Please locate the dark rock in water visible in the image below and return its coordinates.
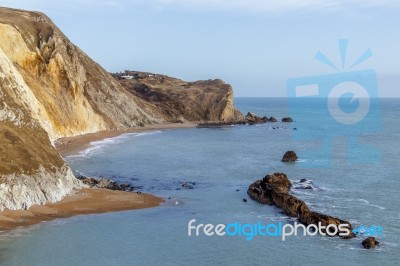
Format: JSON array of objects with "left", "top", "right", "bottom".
[
  {"left": 281, "top": 151, "right": 298, "bottom": 162},
  {"left": 197, "top": 112, "right": 283, "bottom": 127},
  {"left": 243, "top": 198, "right": 248, "bottom": 203},
  {"left": 272, "top": 192, "right": 311, "bottom": 217},
  {"left": 76, "top": 175, "right": 137, "bottom": 192},
  {"left": 247, "top": 173, "right": 291, "bottom": 204},
  {"left": 245, "top": 112, "right": 269, "bottom": 124},
  {"left": 362, "top": 237, "right": 379, "bottom": 249},
  {"left": 298, "top": 211, "right": 353, "bottom": 237},
  {"left": 282, "top": 117, "right": 293, "bottom": 122},
  {"left": 295, "top": 185, "right": 313, "bottom": 190},
  {"left": 294, "top": 179, "right": 314, "bottom": 190},
  {"left": 236, "top": 189, "right": 240, "bottom": 192},
  {"left": 181, "top": 182, "right": 196, "bottom": 189},
  {"left": 245, "top": 112, "right": 257, "bottom": 120},
  {"left": 263, "top": 173, "right": 292, "bottom": 194},
  {"left": 247, "top": 179, "right": 274, "bottom": 205},
  {"left": 247, "top": 172, "right": 354, "bottom": 238},
  {"left": 262, "top": 116, "right": 268, "bottom": 122}
]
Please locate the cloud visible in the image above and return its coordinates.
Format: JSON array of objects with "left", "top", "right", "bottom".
[
  {"left": 150, "top": 0, "right": 400, "bottom": 12},
  {"left": 1, "top": 0, "right": 400, "bottom": 13},
  {"left": 0, "top": 0, "right": 123, "bottom": 12}
]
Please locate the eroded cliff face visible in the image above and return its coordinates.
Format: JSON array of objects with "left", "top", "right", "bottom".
[
  {"left": 0, "top": 7, "right": 163, "bottom": 210},
  {"left": 117, "top": 72, "right": 243, "bottom": 123},
  {"left": 0, "top": 8, "right": 160, "bottom": 142},
  {"left": 0, "top": 44, "right": 80, "bottom": 211},
  {"left": 0, "top": 7, "right": 242, "bottom": 211}
]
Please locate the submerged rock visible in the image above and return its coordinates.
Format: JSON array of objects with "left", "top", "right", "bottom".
[
  {"left": 281, "top": 151, "right": 298, "bottom": 162},
  {"left": 362, "top": 237, "right": 379, "bottom": 249},
  {"left": 181, "top": 182, "right": 196, "bottom": 189},
  {"left": 293, "top": 179, "right": 315, "bottom": 190}
]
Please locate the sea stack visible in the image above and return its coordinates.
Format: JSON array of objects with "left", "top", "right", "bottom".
[
  {"left": 281, "top": 151, "right": 298, "bottom": 162},
  {"left": 362, "top": 237, "right": 380, "bottom": 249}
]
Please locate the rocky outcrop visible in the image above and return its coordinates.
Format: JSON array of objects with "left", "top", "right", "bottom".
[
  {"left": 197, "top": 113, "right": 283, "bottom": 127},
  {"left": 76, "top": 176, "right": 138, "bottom": 192},
  {"left": 282, "top": 151, "right": 298, "bottom": 162},
  {"left": 116, "top": 71, "right": 243, "bottom": 123},
  {"left": 247, "top": 173, "right": 354, "bottom": 238},
  {"left": 362, "top": 237, "right": 379, "bottom": 249},
  {"left": 282, "top": 117, "right": 293, "bottom": 122}
]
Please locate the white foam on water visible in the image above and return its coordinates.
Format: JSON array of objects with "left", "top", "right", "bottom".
[
  {"left": 357, "top": 199, "right": 386, "bottom": 210},
  {"left": 66, "top": 130, "right": 162, "bottom": 159},
  {"left": 0, "top": 224, "right": 40, "bottom": 241}
]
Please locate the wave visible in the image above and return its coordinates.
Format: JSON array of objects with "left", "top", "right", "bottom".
[
  {"left": 356, "top": 199, "right": 386, "bottom": 210},
  {"left": 0, "top": 224, "right": 40, "bottom": 240},
  {"left": 66, "top": 130, "right": 162, "bottom": 159}
]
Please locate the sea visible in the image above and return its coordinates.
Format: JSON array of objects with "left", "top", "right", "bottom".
[{"left": 0, "top": 98, "right": 399, "bottom": 265}]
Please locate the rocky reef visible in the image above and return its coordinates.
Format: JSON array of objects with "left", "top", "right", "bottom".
[
  {"left": 197, "top": 112, "right": 288, "bottom": 127},
  {"left": 76, "top": 176, "right": 138, "bottom": 192},
  {"left": 247, "top": 173, "right": 354, "bottom": 238}
]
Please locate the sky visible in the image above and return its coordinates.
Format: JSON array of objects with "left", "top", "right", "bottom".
[{"left": 1, "top": 0, "right": 400, "bottom": 97}]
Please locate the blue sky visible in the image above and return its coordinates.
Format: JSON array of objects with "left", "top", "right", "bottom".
[{"left": 1, "top": 0, "right": 399, "bottom": 97}]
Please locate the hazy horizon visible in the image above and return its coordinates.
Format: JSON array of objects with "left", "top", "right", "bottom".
[{"left": 1, "top": 0, "right": 399, "bottom": 97}]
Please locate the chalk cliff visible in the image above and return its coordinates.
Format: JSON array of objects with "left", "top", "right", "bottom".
[{"left": 0, "top": 7, "right": 242, "bottom": 211}]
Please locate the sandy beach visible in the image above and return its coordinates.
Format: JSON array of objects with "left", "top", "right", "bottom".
[
  {"left": 0, "top": 123, "right": 196, "bottom": 231},
  {"left": 56, "top": 122, "right": 197, "bottom": 157},
  {"left": 0, "top": 188, "right": 162, "bottom": 231}
]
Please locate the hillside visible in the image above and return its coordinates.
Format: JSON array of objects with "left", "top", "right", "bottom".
[
  {"left": 0, "top": 7, "right": 242, "bottom": 210},
  {"left": 115, "top": 71, "right": 242, "bottom": 123}
]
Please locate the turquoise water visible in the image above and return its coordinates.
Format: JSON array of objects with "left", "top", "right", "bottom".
[{"left": 0, "top": 98, "right": 399, "bottom": 265}]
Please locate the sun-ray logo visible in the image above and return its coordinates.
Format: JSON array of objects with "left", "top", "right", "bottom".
[
  {"left": 316, "top": 39, "right": 373, "bottom": 70},
  {"left": 286, "top": 39, "right": 381, "bottom": 168}
]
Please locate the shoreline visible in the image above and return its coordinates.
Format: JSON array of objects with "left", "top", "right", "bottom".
[
  {"left": 55, "top": 122, "right": 197, "bottom": 157},
  {"left": 0, "top": 123, "right": 195, "bottom": 232},
  {"left": 0, "top": 188, "right": 163, "bottom": 231}
]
